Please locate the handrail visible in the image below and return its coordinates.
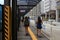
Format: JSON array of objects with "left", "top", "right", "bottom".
[{"left": 28, "top": 27, "right": 38, "bottom": 40}]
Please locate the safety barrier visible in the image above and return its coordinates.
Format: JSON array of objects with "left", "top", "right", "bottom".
[
  {"left": 28, "top": 27, "right": 38, "bottom": 40},
  {"left": 42, "top": 22, "right": 60, "bottom": 40},
  {"left": 4, "top": 6, "right": 11, "bottom": 40}
]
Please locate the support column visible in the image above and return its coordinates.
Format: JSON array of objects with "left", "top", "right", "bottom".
[
  {"left": 4, "top": 0, "right": 11, "bottom": 40},
  {"left": 56, "top": 9, "right": 59, "bottom": 22},
  {"left": 12, "top": 0, "right": 17, "bottom": 40},
  {"left": 45, "top": 13, "right": 47, "bottom": 19}
]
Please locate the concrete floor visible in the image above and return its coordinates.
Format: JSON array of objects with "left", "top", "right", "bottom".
[
  {"left": 17, "top": 22, "right": 49, "bottom": 40},
  {"left": 17, "top": 22, "right": 31, "bottom": 40}
]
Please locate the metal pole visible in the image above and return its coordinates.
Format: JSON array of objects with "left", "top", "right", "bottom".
[
  {"left": 49, "top": 0, "right": 51, "bottom": 19},
  {"left": 12, "top": 0, "right": 17, "bottom": 40},
  {"left": 39, "top": 1, "right": 41, "bottom": 16},
  {"left": 56, "top": 9, "right": 58, "bottom": 22},
  {"left": 36, "top": 4, "right": 37, "bottom": 17}
]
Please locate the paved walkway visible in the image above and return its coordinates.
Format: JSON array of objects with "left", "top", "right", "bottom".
[
  {"left": 17, "top": 22, "right": 49, "bottom": 40},
  {"left": 30, "top": 24, "right": 49, "bottom": 40},
  {"left": 17, "top": 22, "right": 31, "bottom": 40}
]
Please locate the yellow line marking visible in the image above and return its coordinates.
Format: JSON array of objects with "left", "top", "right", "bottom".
[{"left": 28, "top": 27, "right": 38, "bottom": 40}]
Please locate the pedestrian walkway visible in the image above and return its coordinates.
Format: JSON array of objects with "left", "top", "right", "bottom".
[
  {"left": 30, "top": 23, "right": 49, "bottom": 40},
  {"left": 17, "top": 22, "right": 31, "bottom": 40},
  {"left": 17, "top": 22, "right": 49, "bottom": 40}
]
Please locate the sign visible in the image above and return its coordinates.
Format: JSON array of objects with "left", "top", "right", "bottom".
[{"left": 20, "top": 10, "right": 25, "bottom": 12}]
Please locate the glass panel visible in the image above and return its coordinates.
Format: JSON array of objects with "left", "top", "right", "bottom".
[
  {"left": 0, "top": 5, "right": 2, "bottom": 31},
  {"left": 0, "top": 5, "right": 2, "bottom": 40},
  {"left": 58, "top": 10, "right": 60, "bottom": 18},
  {"left": 57, "top": 1, "right": 60, "bottom": 6}
]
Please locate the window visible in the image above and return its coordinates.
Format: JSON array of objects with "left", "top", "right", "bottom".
[
  {"left": 57, "top": 1, "right": 60, "bottom": 6},
  {"left": 58, "top": 10, "right": 60, "bottom": 18}
]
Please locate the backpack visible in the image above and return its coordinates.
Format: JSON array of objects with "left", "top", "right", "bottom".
[{"left": 24, "top": 19, "right": 29, "bottom": 26}]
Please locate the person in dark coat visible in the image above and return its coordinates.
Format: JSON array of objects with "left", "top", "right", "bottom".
[{"left": 24, "top": 17, "right": 29, "bottom": 36}]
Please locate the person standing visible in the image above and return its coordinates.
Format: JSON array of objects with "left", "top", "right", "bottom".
[
  {"left": 17, "top": 13, "right": 21, "bottom": 31},
  {"left": 24, "top": 17, "right": 30, "bottom": 36},
  {"left": 36, "top": 16, "right": 43, "bottom": 37}
]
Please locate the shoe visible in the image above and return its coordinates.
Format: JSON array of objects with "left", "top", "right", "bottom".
[
  {"left": 38, "top": 35, "right": 42, "bottom": 38},
  {"left": 25, "top": 33, "right": 29, "bottom": 36}
]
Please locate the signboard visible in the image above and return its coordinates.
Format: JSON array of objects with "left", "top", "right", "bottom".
[{"left": 20, "top": 10, "right": 25, "bottom": 12}]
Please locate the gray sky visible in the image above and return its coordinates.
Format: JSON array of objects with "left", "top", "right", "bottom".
[{"left": 0, "top": 0, "right": 4, "bottom": 5}]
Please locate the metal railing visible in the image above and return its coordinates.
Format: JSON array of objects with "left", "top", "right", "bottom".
[{"left": 42, "top": 22, "right": 60, "bottom": 40}]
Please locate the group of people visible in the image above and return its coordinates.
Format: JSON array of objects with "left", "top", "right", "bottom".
[{"left": 21, "top": 16, "right": 43, "bottom": 37}]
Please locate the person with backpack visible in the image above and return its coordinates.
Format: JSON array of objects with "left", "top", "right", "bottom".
[
  {"left": 36, "top": 16, "right": 43, "bottom": 37},
  {"left": 24, "top": 17, "right": 30, "bottom": 36}
]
